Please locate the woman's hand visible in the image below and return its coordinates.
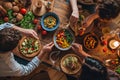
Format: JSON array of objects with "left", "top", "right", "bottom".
[{"left": 37, "top": 42, "right": 54, "bottom": 59}]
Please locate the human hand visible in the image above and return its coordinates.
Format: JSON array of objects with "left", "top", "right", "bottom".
[
  {"left": 71, "top": 43, "right": 83, "bottom": 55},
  {"left": 37, "top": 42, "right": 54, "bottom": 59},
  {"left": 13, "top": 25, "right": 39, "bottom": 39},
  {"left": 72, "top": 43, "right": 90, "bottom": 58},
  {"left": 22, "top": 29, "right": 39, "bottom": 39},
  {"left": 41, "top": 42, "right": 54, "bottom": 53},
  {"left": 82, "top": 13, "right": 99, "bottom": 28},
  {"left": 70, "top": 11, "right": 79, "bottom": 27}
]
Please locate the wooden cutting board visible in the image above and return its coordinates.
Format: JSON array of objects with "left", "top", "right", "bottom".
[{"left": 30, "top": 0, "right": 55, "bottom": 16}]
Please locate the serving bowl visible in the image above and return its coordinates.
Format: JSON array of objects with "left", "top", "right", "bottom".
[
  {"left": 60, "top": 54, "right": 82, "bottom": 74},
  {"left": 83, "top": 33, "right": 99, "bottom": 50},
  {"left": 41, "top": 12, "right": 60, "bottom": 31},
  {"left": 117, "top": 47, "right": 120, "bottom": 58},
  {"left": 53, "top": 29, "right": 75, "bottom": 51},
  {"left": 19, "top": 36, "right": 41, "bottom": 57}
]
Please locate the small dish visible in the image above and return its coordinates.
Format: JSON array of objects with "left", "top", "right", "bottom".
[
  {"left": 60, "top": 54, "right": 82, "bottom": 74},
  {"left": 117, "top": 47, "right": 120, "bottom": 58},
  {"left": 53, "top": 29, "right": 75, "bottom": 51},
  {"left": 83, "top": 33, "right": 99, "bottom": 50},
  {"left": 19, "top": 36, "right": 41, "bottom": 57},
  {"left": 41, "top": 12, "right": 60, "bottom": 31},
  {"left": 109, "top": 39, "right": 120, "bottom": 49}
]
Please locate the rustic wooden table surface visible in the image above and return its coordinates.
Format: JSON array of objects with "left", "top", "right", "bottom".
[{"left": 12, "top": 0, "right": 120, "bottom": 76}]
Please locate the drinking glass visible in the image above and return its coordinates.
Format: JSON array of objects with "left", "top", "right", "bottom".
[{"left": 49, "top": 51, "right": 60, "bottom": 65}]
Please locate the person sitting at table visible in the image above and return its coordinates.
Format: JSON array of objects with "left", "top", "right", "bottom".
[
  {"left": 0, "top": 23, "right": 54, "bottom": 77},
  {"left": 80, "top": 0, "right": 120, "bottom": 36},
  {"left": 71, "top": 43, "right": 120, "bottom": 80}
]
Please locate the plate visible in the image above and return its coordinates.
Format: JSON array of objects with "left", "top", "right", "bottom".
[
  {"left": 19, "top": 36, "right": 41, "bottom": 57},
  {"left": 53, "top": 29, "right": 75, "bottom": 51},
  {"left": 41, "top": 12, "right": 60, "bottom": 31},
  {"left": 83, "top": 33, "right": 99, "bottom": 50},
  {"left": 60, "top": 54, "right": 82, "bottom": 74}
]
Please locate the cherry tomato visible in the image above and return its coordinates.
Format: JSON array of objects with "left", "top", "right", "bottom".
[
  {"left": 4, "top": 17, "right": 9, "bottom": 22},
  {"left": 111, "top": 61, "right": 116, "bottom": 64},
  {"left": 102, "top": 40, "right": 107, "bottom": 45},
  {"left": 37, "top": 25, "right": 42, "bottom": 31},
  {"left": 42, "top": 30, "right": 47, "bottom": 35},
  {"left": 111, "top": 50, "right": 115, "bottom": 53},
  {"left": 103, "top": 47, "right": 107, "bottom": 52},
  {"left": 20, "top": 8, "right": 27, "bottom": 15},
  {"left": 79, "top": 29, "right": 84, "bottom": 36},
  {"left": 33, "top": 19, "right": 39, "bottom": 24}
]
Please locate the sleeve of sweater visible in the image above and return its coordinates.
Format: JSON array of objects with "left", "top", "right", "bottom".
[
  {"left": 10, "top": 56, "right": 42, "bottom": 76},
  {"left": 16, "top": 56, "right": 41, "bottom": 76},
  {"left": 0, "top": 23, "right": 14, "bottom": 30}
]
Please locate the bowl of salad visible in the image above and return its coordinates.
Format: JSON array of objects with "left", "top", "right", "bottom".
[
  {"left": 41, "top": 12, "right": 60, "bottom": 31},
  {"left": 53, "top": 29, "right": 75, "bottom": 51},
  {"left": 19, "top": 36, "right": 41, "bottom": 57},
  {"left": 60, "top": 54, "right": 82, "bottom": 74}
]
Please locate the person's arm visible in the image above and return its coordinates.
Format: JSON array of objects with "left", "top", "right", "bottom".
[
  {"left": 72, "top": 43, "right": 91, "bottom": 58},
  {"left": 16, "top": 56, "right": 41, "bottom": 76},
  {"left": 12, "top": 42, "right": 54, "bottom": 76},
  {"left": 107, "top": 69, "right": 120, "bottom": 79},
  {"left": 12, "top": 25, "right": 38, "bottom": 39},
  {"left": 0, "top": 23, "right": 14, "bottom": 30},
  {"left": 70, "top": 0, "right": 79, "bottom": 26},
  {"left": 0, "top": 23, "right": 38, "bottom": 39},
  {"left": 80, "top": 49, "right": 91, "bottom": 58},
  {"left": 82, "top": 13, "right": 99, "bottom": 28},
  {"left": 70, "top": 0, "right": 78, "bottom": 14}
]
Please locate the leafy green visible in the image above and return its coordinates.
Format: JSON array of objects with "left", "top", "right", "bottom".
[
  {"left": 115, "top": 66, "right": 120, "bottom": 74},
  {"left": 7, "top": 9, "right": 14, "bottom": 22},
  {"left": 17, "top": 11, "right": 35, "bottom": 29},
  {"left": 0, "top": 20, "right": 4, "bottom": 25},
  {"left": 64, "top": 30, "right": 73, "bottom": 43}
]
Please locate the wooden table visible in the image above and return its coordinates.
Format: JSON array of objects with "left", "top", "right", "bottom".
[
  {"left": 14, "top": 0, "right": 72, "bottom": 71},
  {"left": 13, "top": 0, "right": 120, "bottom": 77}
]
